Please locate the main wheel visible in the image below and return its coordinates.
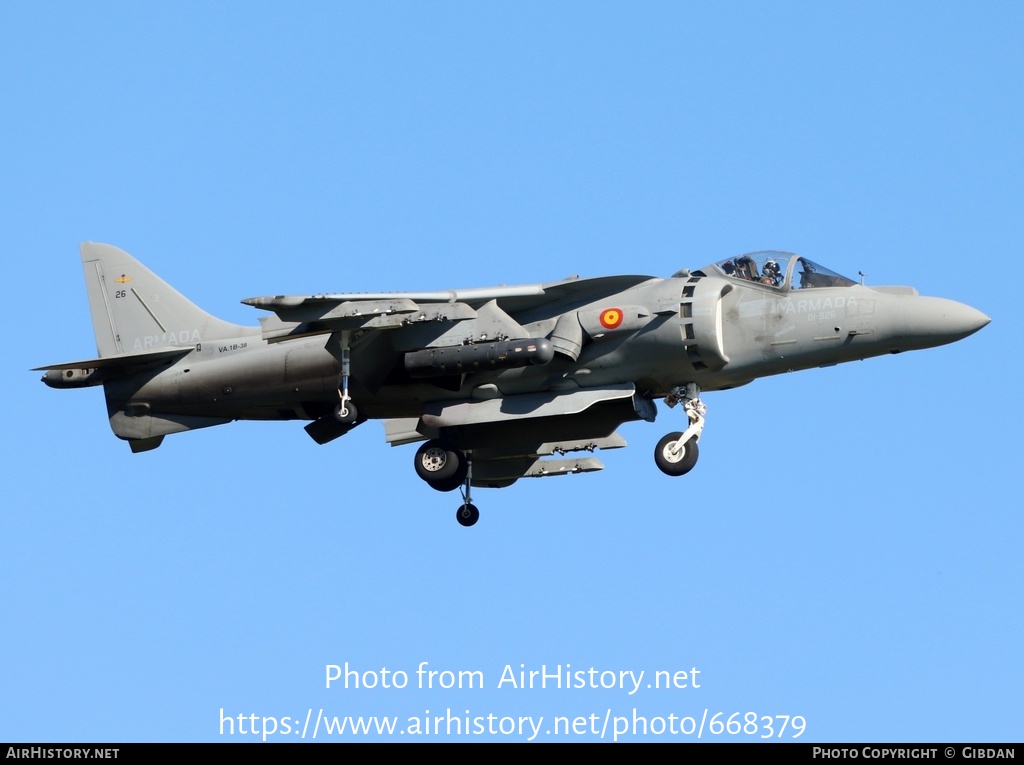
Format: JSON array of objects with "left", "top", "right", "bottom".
[
  {"left": 426, "top": 474, "right": 464, "bottom": 493},
  {"left": 414, "top": 440, "right": 466, "bottom": 483},
  {"left": 654, "top": 432, "right": 699, "bottom": 476},
  {"left": 456, "top": 503, "right": 480, "bottom": 527}
]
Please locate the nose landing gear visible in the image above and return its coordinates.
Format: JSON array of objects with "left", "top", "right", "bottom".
[
  {"left": 456, "top": 502, "right": 480, "bottom": 527},
  {"left": 656, "top": 383, "right": 706, "bottom": 477}
]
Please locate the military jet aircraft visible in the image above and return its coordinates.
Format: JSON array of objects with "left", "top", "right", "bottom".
[{"left": 38, "top": 243, "right": 988, "bottom": 526}]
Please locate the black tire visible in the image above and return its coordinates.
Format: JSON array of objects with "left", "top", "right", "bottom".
[
  {"left": 654, "top": 432, "right": 699, "bottom": 476},
  {"left": 426, "top": 474, "right": 464, "bottom": 493},
  {"left": 456, "top": 503, "right": 480, "bottom": 527},
  {"left": 414, "top": 440, "right": 466, "bottom": 483},
  {"left": 333, "top": 400, "right": 359, "bottom": 425}
]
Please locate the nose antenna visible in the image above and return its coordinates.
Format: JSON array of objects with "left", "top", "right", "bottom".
[{"left": 858, "top": 270, "right": 865, "bottom": 285}]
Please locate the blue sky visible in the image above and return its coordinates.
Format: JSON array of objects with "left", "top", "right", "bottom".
[{"left": 2, "top": 2, "right": 1020, "bottom": 742}]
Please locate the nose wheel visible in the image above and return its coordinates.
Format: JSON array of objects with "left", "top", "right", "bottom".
[
  {"left": 656, "top": 383, "right": 706, "bottom": 477},
  {"left": 655, "top": 432, "right": 700, "bottom": 476}
]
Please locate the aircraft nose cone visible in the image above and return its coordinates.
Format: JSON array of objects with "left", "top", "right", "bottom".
[{"left": 903, "top": 297, "right": 990, "bottom": 348}]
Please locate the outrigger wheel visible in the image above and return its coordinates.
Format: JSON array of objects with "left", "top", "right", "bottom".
[{"left": 456, "top": 503, "right": 480, "bottom": 527}]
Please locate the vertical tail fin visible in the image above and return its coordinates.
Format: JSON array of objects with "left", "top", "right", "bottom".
[{"left": 81, "top": 242, "right": 246, "bottom": 356}]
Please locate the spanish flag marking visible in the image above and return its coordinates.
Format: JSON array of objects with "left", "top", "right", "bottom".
[{"left": 599, "top": 308, "right": 624, "bottom": 330}]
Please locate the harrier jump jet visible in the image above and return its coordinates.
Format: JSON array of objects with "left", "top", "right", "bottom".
[{"left": 38, "top": 244, "right": 989, "bottom": 526}]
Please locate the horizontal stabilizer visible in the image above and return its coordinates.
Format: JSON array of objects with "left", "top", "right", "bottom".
[{"left": 34, "top": 346, "right": 191, "bottom": 372}]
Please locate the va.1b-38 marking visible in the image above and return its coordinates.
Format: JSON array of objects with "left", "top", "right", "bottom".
[{"left": 38, "top": 244, "right": 989, "bottom": 526}]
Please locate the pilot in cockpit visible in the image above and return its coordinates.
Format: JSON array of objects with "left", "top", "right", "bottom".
[{"left": 760, "top": 259, "right": 782, "bottom": 287}]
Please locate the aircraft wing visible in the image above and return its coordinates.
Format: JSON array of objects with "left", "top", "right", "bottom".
[
  {"left": 244, "top": 276, "right": 662, "bottom": 461},
  {"left": 241, "top": 274, "right": 657, "bottom": 342},
  {"left": 383, "top": 382, "right": 653, "bottom": 487},
  {"left": 386, "top": 423, "right": 627, "bottom": 488}
]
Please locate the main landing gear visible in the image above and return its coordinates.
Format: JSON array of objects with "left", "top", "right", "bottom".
[
  {"left": 655, "top": 383, "right": 706, "bottom": 477},
  {"left": 333, "top": 331, "right": 360, "bottom": 425},
  {"left": 414, "top": 440, "right": 479, "bottom": 527}
]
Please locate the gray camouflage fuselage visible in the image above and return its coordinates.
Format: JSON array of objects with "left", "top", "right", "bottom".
[{"left": 39, "top": 244, "right": 988, "bottom": 521}]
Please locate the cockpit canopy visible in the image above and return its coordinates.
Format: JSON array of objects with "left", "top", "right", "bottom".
[{"left": 706, "top": 251, "right": 858, "bottom": 290}]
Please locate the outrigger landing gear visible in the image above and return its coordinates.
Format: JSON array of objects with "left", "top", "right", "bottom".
[
  {"left": 655, "top": 383, "right": 706, "bottom": 477},
  {"left": 456, "top": 502, "right": 479, "bottom": 527},
  {"left": 455, "top": 451, "right": 478, "bottom": 527}
]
